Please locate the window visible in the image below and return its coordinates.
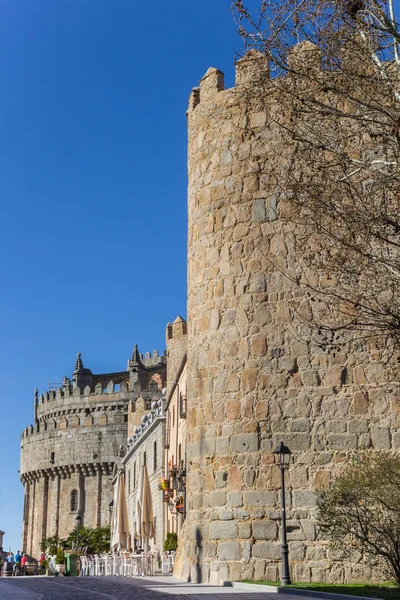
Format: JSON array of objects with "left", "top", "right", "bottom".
[
  {"left": 153, "top": 516, "right": 157, "bottom": 540},
  {"left": 128, "top": 470, "right": 131, "bottom": 494},
  {"left": 70, "top": 489, "right": 78, "bottom": 512},
  {"left": 179, "top": 391, "right": 187, "bottom": 418},
  {"left": 153, "top": 441, "right": 157, "bottom": 472},
  {"left": 178, "top": 443, "right": 182, "bottom": 463},
  {"left": 133, "top": 462, "right": 136, "bottom": 488},
  {"left": 143, "top": 451, "right": 147, "bottom": 466},
  {"left": 50, "top": 452, "right": 55, "bottom": 464},
  {"left": 165, "top": 413, "right": 170, "bottom": 449}
]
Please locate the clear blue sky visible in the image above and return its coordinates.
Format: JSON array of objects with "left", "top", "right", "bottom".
[{"left": 0, "top": 0, "right": 240, "bottom": 552}]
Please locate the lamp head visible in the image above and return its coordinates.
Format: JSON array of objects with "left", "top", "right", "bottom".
[
  {"left": 273, "top": 441, "right": 291, "bottom": 468},
  {"left": 75, "top": 515, "right": 82, "bottom": 526}
]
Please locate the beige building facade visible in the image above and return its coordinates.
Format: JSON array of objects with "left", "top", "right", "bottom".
[{"left": 123, "top": 396, "right": 166, "bottom": 554}]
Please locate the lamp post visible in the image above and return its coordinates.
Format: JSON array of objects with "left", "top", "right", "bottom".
[
  {"left": 75, "top": 515, "right": 82, "bottom": 550},
  {"left": 108, "top": 500, "right": 114, "bottom": 539},
  {"left": 273, "top": 441, "right": 292, "bottom": 586}
]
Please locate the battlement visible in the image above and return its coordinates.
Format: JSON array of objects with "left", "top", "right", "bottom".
[
  {"left": 166, "top": 316, "right": 187, "bottom": 341},
  {"left": 24, "top": 346, "right": 167, "bottom": 440},
  {"left": 187, "top": 40, "right": 377, "bottom": 112}
]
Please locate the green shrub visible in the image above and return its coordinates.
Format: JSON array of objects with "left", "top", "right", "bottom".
[
  {"left": 163, "top": 532, "right": 178, "bottom": 552},
  {"left": 55, "top": 547, "right": 65, "bottom": 565}
]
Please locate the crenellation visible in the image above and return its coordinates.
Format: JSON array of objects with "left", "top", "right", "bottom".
[{"left": 235, "top": 51, "right": 270, "bottom": 87}]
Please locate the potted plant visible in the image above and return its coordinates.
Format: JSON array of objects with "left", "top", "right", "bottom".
[
  {"left": 163, "top": 532, "right": 178, "bottom": 554},
  {"left": 38, "top": 558, "right": 47, "bottom": 575},
  {"left": 55, "top": 547, "right": 66, "bottom": 575}
]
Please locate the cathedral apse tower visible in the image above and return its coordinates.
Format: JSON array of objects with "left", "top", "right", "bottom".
[{"left": 20, "top": 348, "right": 166, "bottom": 556}]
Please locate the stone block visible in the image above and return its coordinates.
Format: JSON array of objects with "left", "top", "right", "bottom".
[
  {"left": 216, "top": 471, "right": 229, "bottom": 488},
  {"left": 296, "top": 564, "right": 311, "bottom": 582},
  {"left": 211, "top": 491, "right": 227, "bottom": 507},
  {"left": 327, "top": 434, "right": 357, "bottom": 450},
  {"left": 269, "top": 196, "right": 278, "bottom": 221},
  {"left": 290, "top": 418, "right": 310, "bottom": 433},
  {"left": 239, "top": 523, "right": 251, "bottom": 538},
  {"left": 293, "top": 490, "right": 316, "bottom": 507},
  {"left": 228, "top": 491, "right": 243, "bottom": 507},
  {"left": 314, "top": 470, "right": 330, "bottom": 489},
  {"left": 265, "top": 565, "right": 279, "bottom": 582},
  {"left": 209, "top": 521, "right": 238, "bottom": 540},
  {"left": 231, "top": 433, "right": 259, "bottom": 453},
  {"left": 371, "top": 426, "right": 390, "bottom": 449},
  {"left": 252, "top": 198, "right": 266, "bottom": 223},
  {"left": 216, "top": 437, "right": 230, "bottom": 455},
  {"left": 252, "top": 520, "right": 278, "bottom": 540},
  {"left": 311, "top": 567, "right": 327, "bottom": 582},
  {"left": 244, "top": 491, "right": 277, "bottom": 507},
  {"left": 289, "top": 541, "right": 306, "bottom": 560},
  {"left": 353, "top": 391, "right": 369, "bottom": 414},
  {"left": 220, "top": 510, "right": 234, "bottom": 520},
  {"left": 192, "top": 494, "right": 204, "bottom": 510},
  {"left": 348, "top": 419, "right": 369, "bottom": 434},
  {"left": 233, "top": 509, "right": 250, "bottom": 520},
  {"left": 306, "top": 546, "right": 327, "bottom": 561},
  {"left": 254, "top": 559, "right": 266, "bottom": 580},
  {"left": 207, "top": 542, "right": 217, "bottom": 558},
  {"left": 218, "top": 541, "right": 241, "bottom": 561},
  {"left": 276, "top": 433, "right": 311, "bottom": 451},
  {"left": 301, "top": 519, "right": 316, "bottom": 541},
  {"left": 252, "top": 541, "right": 281, "bottom": 560},
  {"left": 241, "top": 562, "right": 255, "bottom": 580},
  {"left": 229, "top": 562, "right": 243, "bottom": 581}
]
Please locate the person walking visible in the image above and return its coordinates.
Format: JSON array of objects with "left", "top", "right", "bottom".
[
  {"left": 14, "top": 550, "right": 21, "bottom": 576},
  {"left": 5, "top": 552, "right": 14, "bottom": 576},
  {"left": 21, "top": 553, "right": 28, "bottom": 576}
]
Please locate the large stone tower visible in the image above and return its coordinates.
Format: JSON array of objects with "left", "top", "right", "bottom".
[
  {"left": 181, "top": 50, "right": 399, "bottom": 584},
  {"left": 20, "top": 347, "right": 166, "bottom": 557}
]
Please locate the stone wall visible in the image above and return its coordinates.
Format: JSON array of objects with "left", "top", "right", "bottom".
[{"left": 179, "top": 51, "right": 400, "bottom": 584}]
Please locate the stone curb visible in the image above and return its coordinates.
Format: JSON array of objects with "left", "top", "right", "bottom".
[{"left": 222, "top": 582, "right": 384, "bottom": 600}]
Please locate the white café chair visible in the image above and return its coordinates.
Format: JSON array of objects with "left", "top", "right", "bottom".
[
  {"left": 112, "top": 553, "right": 121, "bottom": 576},
  {"left": 80, "top": 555, "right": 89, "bottom": 576},
  {"left": 94, "top": 554, "right": 105, "bottom": 576},
  {"left": 103, "top": 554, "right": 112, "bottom": 576},
  {"left": 131, "top": 554, "right": 143, "bottom": 577},
  {"left": 121, "top": 552, "right": 132, "bottom": 577}
]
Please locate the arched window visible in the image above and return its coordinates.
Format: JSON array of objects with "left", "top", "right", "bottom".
[{"left": 70, "top": 489, "right": 78, "bottom": 512}]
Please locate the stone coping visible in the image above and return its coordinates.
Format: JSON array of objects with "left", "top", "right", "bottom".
[{"left": 222, "top": 582, "right": 384, "bottom": 600}]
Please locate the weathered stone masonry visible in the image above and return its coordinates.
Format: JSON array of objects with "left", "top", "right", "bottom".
[
  {"left": 179, "top": 49, "right": 400, "bottom": 584},
  {"left": 20, "top": 347, "right": 166, "bottom": 557}
]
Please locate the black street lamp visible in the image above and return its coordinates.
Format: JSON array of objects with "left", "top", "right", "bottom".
[
  {"left": 75, "top": 515, "right": 82, "bottom": 549},
  {"left": 273, "top": 441, "right": 292, "bottom": 586}
]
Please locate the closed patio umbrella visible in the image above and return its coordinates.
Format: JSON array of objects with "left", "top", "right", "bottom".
[
  {"left": 141, "top": 464, "right": 154, "bottom": 550},
  {"left": 133, "top": 463, "right": 143, "bottom": 540},
  {"left": 111, "top": 472, "right": 129, "bottom": 551}
]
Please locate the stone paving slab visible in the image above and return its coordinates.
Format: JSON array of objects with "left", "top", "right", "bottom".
[
  {"left": 0, "top": 579, "right": 44, "bottom": 600},
  {"left": 0, "top": 577, "right": 375, "bottom": 600}
]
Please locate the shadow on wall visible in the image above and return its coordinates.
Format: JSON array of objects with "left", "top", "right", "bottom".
[{"left": 195, "top": 527, "right": 202, "bottom": 583}]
